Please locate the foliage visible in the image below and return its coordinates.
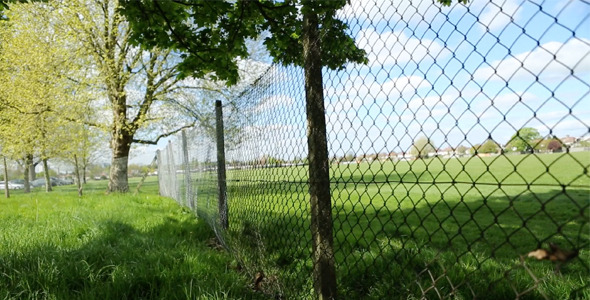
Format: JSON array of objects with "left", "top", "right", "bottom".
[
  {"left": 118, "top": 0, "right": 473, "bottom": 84},
  {"left": 410, "top": 136, "right": 436, "bottom": 158},
  {"left": 547, "top": 139, "right": 563, "bottom": 152},
  {"left": 456, "top": 145, "right": 468, "bottom": 155},
  {"left": 119, "top": 0, "right": 367, "bottom": 85},
  {"left": 438, "top": 0, "right": 470, "bottom": 6},
  {"left": 477, "top": 139, "right": 500, "bottom": 154},
  {"left": 0, "top": 3, "right": 89, "bottom": 191},
  {"left": 506, "top": 127, "right": 542, "bottom": 152}
]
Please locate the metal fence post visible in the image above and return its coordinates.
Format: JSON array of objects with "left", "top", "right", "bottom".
[
  {"left": 166, "top": 141, "right": 178, "bottom": 202},
  {"left": 181, "top": 130, "right": 194, "bottom": 210},
  {"left": 156, "top": 150, "right": 162, "bottom": 196},
  {"left": 3, "top": 156, "right": 9, "bottom": 198},
  {"left": 216, "top": 100, "right": 229, "bottom": 230},
  {"left": 302, "top": 8, "right": 337, "bottom": 300},
  {"left": 134, "top": 155, "right": 157, "bottom": 195}
]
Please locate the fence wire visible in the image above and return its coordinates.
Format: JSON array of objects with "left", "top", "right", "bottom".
[{"left": 157, "top": 0, "right": 589, "bottom": 299}]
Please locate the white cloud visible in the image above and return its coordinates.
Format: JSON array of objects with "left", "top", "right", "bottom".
[
  {"left": 338, "top": 0, "right": 445, "bottom": 27},
  {"left": 326, "top": 74, "right": 432, "bottom": 114},
  {"left": 491, "top": 91, "right": 540, "bottom": 111},
  {"left": 356, "top": 29, "right": 450, "bottom": 68},
  {"left": 474, "top": 0, "right": 522, "bottom": 31},
  {"left": 473, "top": 38, "right": 590, "bottom": 82},
  {"left": 227, "top": 124, "right": 306, "bottom": 161},
  {"left": 385, "top": 75, "right": 432, "bottom": 94},
  {"left": 536, "top": 117, "right": 590, "bottom": 137},
  {"left": 253, "top": 94, "right": 295, "bottom": 114}
]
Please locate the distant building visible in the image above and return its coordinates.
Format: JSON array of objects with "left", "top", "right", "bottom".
[
  {"left": 397, "top": 152, "right": 414, "bottom": 160},
  {"left": 561, "top": 135, "right": 577, "bottom": 146}
]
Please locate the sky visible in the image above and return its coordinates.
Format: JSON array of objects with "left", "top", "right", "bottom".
[
  {"left": 320, "top": 0, "right": 590, "bottom": 157},
  {"left": 150, "top": 0, "right": 590, "bottom": 165}
]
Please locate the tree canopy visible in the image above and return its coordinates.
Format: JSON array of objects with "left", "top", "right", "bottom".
[
  {"left": 507, "top": 127, "right": 542, "bottom": 152},
  {"left": 477, "top": 139, "right": 500, "bottom": 154},
  {"left": 0, "top": 2, "right": 89, "bottom": 191},
  {"left": 118, "top": 0, "right": 368, "bottom": 85},
  {"left": 410, "top": 136, "right": 436, "bottom": 159}
]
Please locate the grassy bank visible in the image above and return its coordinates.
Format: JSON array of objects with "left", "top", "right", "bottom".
[{"left": 0, "top": 178, "right": 262, "bottom": 299}]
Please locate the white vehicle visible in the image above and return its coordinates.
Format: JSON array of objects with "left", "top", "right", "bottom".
[{"left": 0, "top": 180, "right": 25, "bottom": 190}]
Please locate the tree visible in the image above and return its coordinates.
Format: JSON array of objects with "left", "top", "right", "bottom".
[
  {"left": 507, "top": 127, "right": 542, "bottom": 152},
  {"left": 410, "top": 136, "right": 436, "bottom": 159},
  {"left": 456, "top": 145, "right": 468, "bottom": 156},
  {"left": 49, "top": 0, "right": 274, "bottom": 193},
  {"left": 54, "top": 0, "right": 203, "bottom": 192},
  {"left": 0, "top": 3, "right": 87, "bottom": 193},
  {"left": 478, "top": 139, "right": 500, "bottom": 154},
  {"left": 547, "top": 139, "right": 563, "bottom": 152},
  {"left": 118, "top": 2, "right": 366, "bottom": 297}
]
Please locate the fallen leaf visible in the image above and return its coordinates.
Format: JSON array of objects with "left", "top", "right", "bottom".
[
  {"left": 527, "top": 248, "right": 549, "bottom": 260},
  {"left": 253, "top": 271, "right": 265, "bottom": 291}
]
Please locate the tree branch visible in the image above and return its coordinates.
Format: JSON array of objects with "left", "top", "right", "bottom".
[{"left": 132, "top": 122, "right": 195, "bottom": 145}]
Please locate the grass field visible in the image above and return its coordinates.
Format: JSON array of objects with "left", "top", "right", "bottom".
[
  {"left": 204, "top": 152, "right": 590, "bottom": 299},
  {"left": 2, "top": 152, "right": 586, "bottom": 299},
  {"left": 0, "top": 178, "right": 264, "bottom": 299}
]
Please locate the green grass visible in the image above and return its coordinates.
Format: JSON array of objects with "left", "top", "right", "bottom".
[
  {"left": 0, "top": 177, "right": 264, "bottom": 299},
  {"left": 5, "top": 152, "right": 586, "bottom": 299},
  {"left": 209, "top": 152, "right": 590, "bottom": 299}
]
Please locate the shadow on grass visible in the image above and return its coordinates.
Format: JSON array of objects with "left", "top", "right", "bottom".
[
  {"left": 331, "top": 186, "right": 589, "bottom": 300},
  {"left": 0, "top": 217, "right": 263, "bottom": 299},
  {"left": 223, "top": 181, "right": 589, "bottom": 299}
]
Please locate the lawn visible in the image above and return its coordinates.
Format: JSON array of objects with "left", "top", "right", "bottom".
[
  {"left": 0, "top": 177, "right": 264, "bottom": 299},
  {"left": 197, "top": 152, "right": 590, "bottom": 299}
]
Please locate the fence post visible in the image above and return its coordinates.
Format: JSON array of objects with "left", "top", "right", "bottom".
[
  {"left": 3, "top": 156, "right": 9, "bottom": 198},
  {"left": 156, "top": 150, "right": 162, "bottom": 196},
  {"left": 215, "top": 100, "right": 229, "bottom": 230},
  {"left": 167, "top": 141, "right": 178, "bottom": 202},
  {"left": 134, "top": 155, "right": 157, "bottom": 196},
  {"left": 181, "top": 130, "right": 194, "bottom": 210},
  {"left": 302, "top": 7, "right": 337, "bottom": 300}
]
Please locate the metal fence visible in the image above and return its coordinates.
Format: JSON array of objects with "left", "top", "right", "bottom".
[{"left": 156, "top": 1, "right": 589, "bottom": 299}]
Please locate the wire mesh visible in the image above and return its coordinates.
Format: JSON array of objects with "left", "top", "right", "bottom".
[{"left": 157, "top": 0, "right": 589, "bottom": 299}]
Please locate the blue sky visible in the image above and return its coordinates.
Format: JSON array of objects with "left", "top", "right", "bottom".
[
  {"left": 320, "top": 0, "right": 590, "bottom": 157},
  {"left": 149, "top": 0, "right": 590, "bottom": 164}
]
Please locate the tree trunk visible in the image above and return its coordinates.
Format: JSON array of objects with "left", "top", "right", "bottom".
[
  {"left": 23, "top": 166, "right": 29, "bottom": 193},
  {"left": 106, "top": 81, "right": 133, "bottom": 193},
  {"left": 23, "top": 155, "right": 32, "bottom": 193},
  {"left": 29, "top": 161, "right": 36, "bottom": 181},
  {"left": 74, "top": 155, "right": 83, "bottom": 197},
  {"left": 108, "top": 132, "right": 132, "bottom": 193},
  {"left": 303, "top": 8, "right": 337, "bottom": 300},
  {"left": 3, "top": 156, "right": 9, "bottom": 198},
  {"left": 82, "top": 164, "right": 87, "bottom": 184},
  {"left": 43, "top": 158, "right": 52, "bottom": 192}
]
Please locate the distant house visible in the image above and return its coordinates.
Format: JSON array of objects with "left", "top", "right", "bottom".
[
  {"left": 427, "top": 150, "right": 439, "bottom": 158},
  {"left": 561, "top": 135, "right": 577, "bottom": 146},
  {"left": 397, "top": 152, "right": 414, "bottom": 160},
  {"left": 378, "top": 152, "right": 393, "bottom": 161},
  {"left": 439, "top": 147, "right": 458, "bottom": 158}
]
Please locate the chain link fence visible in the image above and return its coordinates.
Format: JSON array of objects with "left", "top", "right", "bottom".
[{"left": 156, "top": 0, "right": 589, "bottom": 298}]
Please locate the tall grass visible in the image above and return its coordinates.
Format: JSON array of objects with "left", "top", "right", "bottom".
[{"left": 0, "top": 177, "right": 263, "bottom": 299}]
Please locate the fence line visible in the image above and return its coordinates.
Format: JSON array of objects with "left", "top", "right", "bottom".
[{"left": 156, "top": 1, "right": 589, "bottom": 299}]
